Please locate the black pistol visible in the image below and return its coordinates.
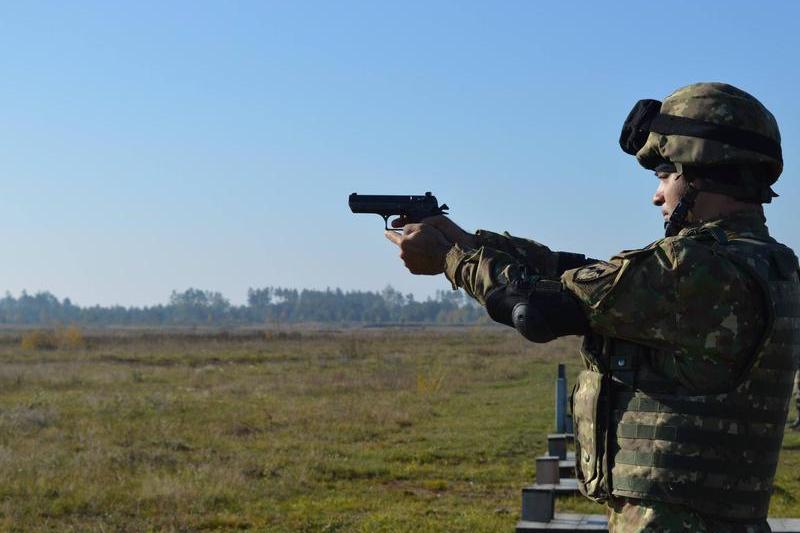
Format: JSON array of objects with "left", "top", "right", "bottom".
[{"left": 349, "top": 192, "right": 449, "bottom": 230}]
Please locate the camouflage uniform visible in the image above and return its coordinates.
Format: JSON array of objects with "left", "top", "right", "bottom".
[
  {"left": 443, "top": 84, "right": 799, "bottom": 532},
  {"left": 445, "top": 211, "right": 799, "bottom": 532}
]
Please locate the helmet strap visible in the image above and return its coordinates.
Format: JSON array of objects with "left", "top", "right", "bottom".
[{"left": 664, "top": 173, "right": 700, "bottom": 237}]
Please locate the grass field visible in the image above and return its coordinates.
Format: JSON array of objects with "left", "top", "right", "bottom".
[{"left": 0, "top": 327, "right": 798, "bottom": 532}]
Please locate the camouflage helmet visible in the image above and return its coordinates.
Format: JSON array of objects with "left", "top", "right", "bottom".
[{"left": 620, "top": 82, "right": 783, "bottom": 199}]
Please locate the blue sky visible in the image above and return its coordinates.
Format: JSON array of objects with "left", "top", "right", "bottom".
[{"left": 1, "top": 1, "right": 798, "bottom": 306}]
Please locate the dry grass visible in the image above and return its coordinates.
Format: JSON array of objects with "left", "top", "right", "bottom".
[{"left": 0, "top": 327, "right": 796, "bottom": 531}]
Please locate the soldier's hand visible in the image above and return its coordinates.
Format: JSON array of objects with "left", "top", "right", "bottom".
[
  {"left": 384, "top": 223, "right": 453, "bottom": 275},
  {"left": 391, "top": 215, "right": 477, "bottom": 249}
]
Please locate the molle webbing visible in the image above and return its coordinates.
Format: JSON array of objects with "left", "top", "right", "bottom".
[
  {"left": 614, "top": 392, "right": 789, "bottom": 424},
  {"left": 616, "top": 421, "right": 784, "bottom": 449},
  {"left": 613, "top": 449, "right": 779, "bottom": 476},
  {"left": 612, "top": 475, "right": 771, "bottom": 516}
]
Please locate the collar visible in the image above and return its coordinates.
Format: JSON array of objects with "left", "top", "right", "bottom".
[{"left": 678, "top": 210, "right": 770, "bottom": 240}]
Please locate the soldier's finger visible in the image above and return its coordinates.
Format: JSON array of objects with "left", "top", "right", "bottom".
[
  {"left": 391, "top": 216, "right": 407, "bottom": 228},
  {"left": 420, "top": 216, "right": 460, "bottom": 241},
  {"left": 403, "top": 223, "right": 422, "bottom": 235},
  {"left": 384, "top": 230, "right": 403, "bottom": 246}
]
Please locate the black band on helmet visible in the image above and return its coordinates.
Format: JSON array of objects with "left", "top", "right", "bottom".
[
  {"left": 619, "top": 99, "right": 662, "bottom": 155},
  {"left": 619, "top": 100, "right": 782, "bottom": 162},
  {"left": 650, "top": 114, "right": 782, "bottom": 161}
]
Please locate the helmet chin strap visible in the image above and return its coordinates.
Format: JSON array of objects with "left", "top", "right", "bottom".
[{"left": 664, "top": 173, "right": 701, "bottom": 237}]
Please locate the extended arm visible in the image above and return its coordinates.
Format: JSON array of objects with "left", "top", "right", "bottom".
[
  {"left": 385, "top": 216, "right": 593, "bottom": 342},
  {"left": 388, "top": 216, "right": 596, "bottom": 278},
  {"left": 444, "top": 244, "right": 590, "bottom": 342},
  {"left": 473, "top": 229, "right": 597, "bottom": 278}
]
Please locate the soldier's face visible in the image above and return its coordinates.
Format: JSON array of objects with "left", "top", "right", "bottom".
[{"left": 653, "top": 171, "right": 688, "bottom": 221}]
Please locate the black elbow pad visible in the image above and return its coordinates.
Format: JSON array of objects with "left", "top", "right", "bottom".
[
  {"left": 485, "top": 282, "right": 590, "bottom": 342},
  {"left": 484, "top": 286, "right": 520, "bottom": 328},
  {"left": 512, "top": 302, "right": 556, "bottom": 343},
  {"left": 484, "top": 284, "right": 556, "bottom": 342}
]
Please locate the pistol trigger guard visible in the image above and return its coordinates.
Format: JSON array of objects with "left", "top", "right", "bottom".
[{"left": 383, "top": 214, "right": 409, "bottom": 231}]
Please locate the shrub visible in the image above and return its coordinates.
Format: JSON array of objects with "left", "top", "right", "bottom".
[
  {"left": 20, "top": 326, "right": 86, "bottom": 350},
  {"left": 58, "top": 326, "right": 86, "bottom": 349},
  {"left": 20, "top": 330, "right": 58, "bottom": 350}
]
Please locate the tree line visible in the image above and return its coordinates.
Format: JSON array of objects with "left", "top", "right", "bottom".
[{"left": 0, "top": 286, "right": 486, "bottom": 326}]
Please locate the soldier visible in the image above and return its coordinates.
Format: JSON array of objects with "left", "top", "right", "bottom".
[{"left": 385, "top": 82, "right": 799, "bottom": 532}]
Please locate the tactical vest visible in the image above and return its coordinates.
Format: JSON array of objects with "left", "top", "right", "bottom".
[{"left": 572, "top": 232, "right": 800, "bottom": 521}]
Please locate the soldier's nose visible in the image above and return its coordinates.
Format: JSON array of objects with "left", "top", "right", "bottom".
[{"left": 652, "top": 194, "right": 664, "bottom": 206}]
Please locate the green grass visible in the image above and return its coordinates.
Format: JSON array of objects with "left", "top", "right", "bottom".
[{"left": 0, "top": 328, "right": 797, "bottom": 531}]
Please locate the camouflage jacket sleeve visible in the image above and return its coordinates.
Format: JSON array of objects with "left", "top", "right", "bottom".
[
  {"left": 444, "top": 244, "right": 532, "bottom": 305},
  {"left": 562, "top": 236, "right": 768, "bottom": 391},
  {"left": 443, "top": 230, "right": 594, "bottom": 305},
  {"left": 473, "top": 229, "right": 594, "bottom": 278}
]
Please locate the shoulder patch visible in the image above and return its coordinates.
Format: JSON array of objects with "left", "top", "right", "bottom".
[
  {"left": 573, "top": 261, "right": 618, "bottom": 282},
  {"left": 563, "top": 259, "right": 628, "bottom": 309}
]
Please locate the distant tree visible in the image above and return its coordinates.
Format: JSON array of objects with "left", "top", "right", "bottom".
[
  {"left": 247, "top": 287, "right": 272, "bottom": 308},
  {"left": 169, "top": 288, "right": 231, "bottom": 324},
  {"left": 0, "top": 285, "right": 484, "bottom": 326}
]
